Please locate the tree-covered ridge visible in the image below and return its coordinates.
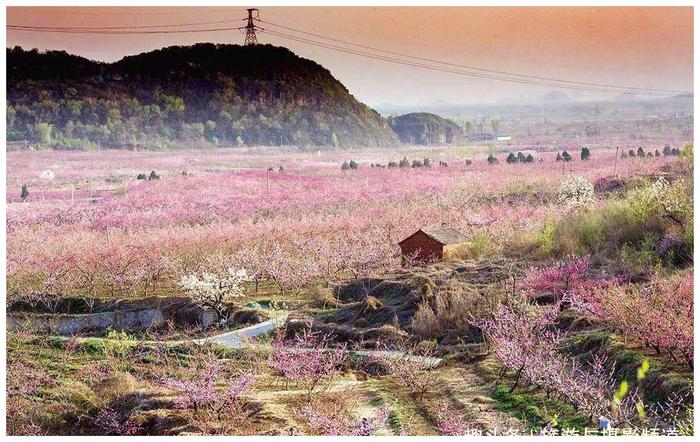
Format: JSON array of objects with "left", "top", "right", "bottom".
[
  {"left": 388, "top": 112, "right": 463, "bottom": 145},
  {"left": 7, "top": 44, "right": 399, "bottom": 149}
]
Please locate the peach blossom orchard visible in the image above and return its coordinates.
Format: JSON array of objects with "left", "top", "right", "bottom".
[{"left": 7, "top": 147, "right": 667, "bottom": 301}]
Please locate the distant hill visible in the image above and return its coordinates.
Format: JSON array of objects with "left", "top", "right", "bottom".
[
  {"left": 6, "top": 44, "right": 399, "bottom": 149},
  {"left": 388, "top": 112, "right": 463, "bottom": 145},
  {"left": 538, "top": 90, "right": 575, "bottom": 104}
]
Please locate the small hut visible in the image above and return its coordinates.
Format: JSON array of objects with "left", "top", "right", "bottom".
[{"left": 398, "top": 226, "right": 469, "bottom": 264}]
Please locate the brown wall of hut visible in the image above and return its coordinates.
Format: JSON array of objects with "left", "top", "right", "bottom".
[{"left": 399, "top": 231, "right": 443, "bottom": 263}]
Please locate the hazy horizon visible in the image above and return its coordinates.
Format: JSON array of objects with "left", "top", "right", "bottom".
[{"left": 7, "top": 6, "right": 694, "bottom": 106}]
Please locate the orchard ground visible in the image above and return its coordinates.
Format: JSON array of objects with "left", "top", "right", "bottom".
[{"left": 6, "top": 141, "right": 694, "bottom": 435}]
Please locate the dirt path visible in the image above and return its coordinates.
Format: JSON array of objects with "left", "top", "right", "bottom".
[
  {"left": 245, "top": 364, "right": 523, "bottom": 435},
  {"left": 185, "top": 313, "right": 289, "bottom": 347},
  {"left": 436, "top": 366, "right": 522, "bottom": 434},
  {"left": 196, "top": 315, "right": 442, "bottom": 367},
  {"left": 64, "top": 313, "right": 443, "bottom": 367}
]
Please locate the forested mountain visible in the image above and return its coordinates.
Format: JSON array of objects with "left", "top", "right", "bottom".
[
  {"left": 388, "top": 112, "right": 463, "bottom": 145},
  {"left": 6, "top": 44, "right": 399, "bottom": 149}
]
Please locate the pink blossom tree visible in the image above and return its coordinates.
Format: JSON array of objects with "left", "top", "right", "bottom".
[
  {"left": 161, "top": 351, "right": 255, "bottom": 435},
  {"left": 434, "top": 403, "right": 470, "bottom": 436},
  {"left": 570, "top": 272, "right": 693, "bottom": 368},
  {"left": 267, "top": 321, "right": 348, "bottom": 395},
  {"left": 518, "top": 255, "right": 591, "bottom": 300},
  {"left": 297, "top": 402, "right": 390, "bottom": 436},
  {"left": 93, "top": 407, "right": 141, "bottom": 436}
]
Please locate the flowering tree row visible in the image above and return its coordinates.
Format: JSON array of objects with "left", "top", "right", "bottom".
[
  {"left": 472, "top": 295, "right": 626, "bottom": 423},
  {"left": 7, "top": 147, "right": 673, "bottom": 305},
  {"left": 570, "top": 272, "right": 693, "bottom": 368}
]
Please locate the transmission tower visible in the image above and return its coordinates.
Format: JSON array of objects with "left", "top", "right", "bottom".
[{"left": 244, "top": 8, "right": 260, "bottom": 45}]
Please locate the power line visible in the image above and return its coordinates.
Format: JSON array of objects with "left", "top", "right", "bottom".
[
  {"left": 14, "top": 8, "right": 245, "bottom": 16},
  {"left": 258, "top": 18, "right": 690, "bottom": 95},
  {"left": 9, "top": 19, "right": 243, "bottom": 31},
  {"left": 8, "top": 24, "right": 243, "bottom": 35},
  {"left": 8, "top": 14, "right": 691, "bottom": 97},
  {"left": 263, "top": 29, "right": 677, "bottom": 97}
]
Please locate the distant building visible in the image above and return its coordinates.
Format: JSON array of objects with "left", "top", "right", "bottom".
[
  {"left": 466, "top": 132, "right": 511, "bottom": 142},
  {"left": 466, "top": 132, "right": 494, "bottom": 142},
  {"left": 398, "top": 226, "right": 469, "bottom": 264}
]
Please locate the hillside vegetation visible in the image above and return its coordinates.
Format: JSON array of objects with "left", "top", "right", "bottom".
[
  {"left": 7, "top": 44, "right": 399, "bottom": 149},
  {"left": 388, "top": 112, "right": 463, "bottom": 145}
]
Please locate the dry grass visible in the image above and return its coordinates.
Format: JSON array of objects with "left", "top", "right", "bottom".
[{"left": 411, "top": 282, "right": 504, "bottom": 340}]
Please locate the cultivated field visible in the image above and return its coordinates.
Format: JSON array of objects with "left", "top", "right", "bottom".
[{"left": 6, "top": 142, "right": 694, "bottom": 435}]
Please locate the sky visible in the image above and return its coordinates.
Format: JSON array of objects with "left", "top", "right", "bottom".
[{"left": 6, "top": 6, "right": 694, "bottom": 106}]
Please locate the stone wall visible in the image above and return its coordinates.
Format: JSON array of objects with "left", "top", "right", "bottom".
[{"left": 8, "top": 307, "right": 218, "bottom": 335}]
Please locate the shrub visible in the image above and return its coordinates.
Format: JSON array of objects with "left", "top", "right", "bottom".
[
  {"left": 581, "top": 147, "right": 591, "bottom": 160},
  {"left": 388, "top": 161, "right": 398, "bottom": 168},
  {"left": 526, "top": 153, "right": 535, "bottom": 163},
  {"left": 341, "top": 161, "right": 350, "bottom": 170},
  {"left": 423, "top": 158, "right": 431, "bottom": 167},
  {"left": 562, "top": 150, "right": 572, "bottom": 162},
  {"left": 556, "top": 152, "right": 563, "bottom": 162},
  {"left": 556, "top": 176, "right": 595, "bottom": 210},
  {"left": 487, "top": 154, "right": 498, "bottom": 165},
  {"left": 637, "top": 147, "right": 645, "bottom": 157},
  {"left": 629, "top": 149, "right": 636, "bottom": 157},
  {"left": 411, "top": 159, "right": 423, "bottom": 168},
  {"left": 517, "top": 152, "right": 526, "bottom": 163},
  {"left": 136, "top": 173, "right": 147, "bottom": 180},
  {"left": 631, "top": 178, "right": 692, "bottom": 231},
  {"left": 20, "top": 184, "right": 29, "bottom": 201},
  {"left": 550, "top": 198, "right": 664, "bottom": 259},
  {"left": 506, "top": 153, "right": 517, "bottom": 164},
  {"left": 399, "top": 156, "right": 410, "bottom": 167},
  {"left": 618, "top": 232, "right": 662, "bottom": 274},
  {"left": 536, "top": 219, "right": 555, "bottom": 255},
  {"left": 349, "top": 160, "right": 358, "bottom": 170},
  {"left": 453, "top": 231, "right": 498, "bottom": 260},
  {"left": 465, "top": 159, "right": 472, "bottom": 166},
  {"left": 148, "top": 170, "right": 159, "bottom": 180}
]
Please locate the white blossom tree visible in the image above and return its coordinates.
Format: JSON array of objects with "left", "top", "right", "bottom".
[{"left": 179, "top": 267, "right": 249, "bottom": 322}]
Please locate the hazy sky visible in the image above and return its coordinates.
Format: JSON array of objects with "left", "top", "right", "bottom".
[{"left": 7, "top": 6, "right": 694, "bottom": 105}]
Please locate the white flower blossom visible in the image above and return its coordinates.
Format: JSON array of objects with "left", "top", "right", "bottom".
[
  {"left": 557, "top": 176, "right": 596, "bottom": 210},
  {"left": 179, "top": 267, "right": 249, "bottom": 320},
  {"left": 39, "top": 170, "right": 55, "bottom": 180}
]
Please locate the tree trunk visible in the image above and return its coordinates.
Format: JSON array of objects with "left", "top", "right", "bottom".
[{"left": 509, "top": 366, "right": 524, "bottom": 393}]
